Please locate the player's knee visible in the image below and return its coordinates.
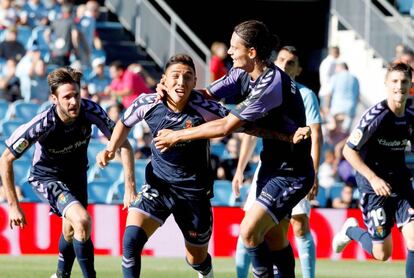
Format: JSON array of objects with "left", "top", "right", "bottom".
[
  {"left": 62, "top": 228, "right": 74, "bottom": 241},
  {"left": 240, "top": 222, "right": 259, "bottom": 247},
  {"left": 291, "top": 215, "right": 309, "bottom": 237},
  {"left": 72, "top": 215, "right": 91, "bottom": 240}
]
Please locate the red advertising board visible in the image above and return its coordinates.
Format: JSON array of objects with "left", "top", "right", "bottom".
[{"left": 0, "top": 203, "right": 406, "bottom": 259}]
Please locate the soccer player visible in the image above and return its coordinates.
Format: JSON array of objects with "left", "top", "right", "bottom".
[
  {"left": 154, "top": 20, "right": 314, "bottom": 278},
  {"left": 233, "top": 45, "right": 323, "bottom": 278},
  {"left": 332, "top": 62, "right": 414, "bottom": 278},
  {"left": 0, "top": 67, "right": 135, "bottom": 278},
  {"left": 97, "top": 54, "right": 229, "bottom": 278}
]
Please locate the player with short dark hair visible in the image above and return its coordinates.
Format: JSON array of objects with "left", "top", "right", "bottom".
[
  {"left": 97, "top": 54, "right": 231, "bottom": 278},
  {"left": 333, "top": 62, "right": 414, "bottom": 278},
  {"left": 154, "top": 20, "right": 314, "bottom": 278},
  {"left": 0, "top": 67, "right": 135, "bottom": 278}
]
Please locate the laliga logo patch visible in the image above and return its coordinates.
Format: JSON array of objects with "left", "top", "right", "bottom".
[
  {"left": 184, "top": 120, "right": 192, "bottom": 129},
  {"left": 12, "top": 138, "right": 29, "bottom": 153},
  {"left": 348, "top": 128, "right": 363, "bottom": 145}
]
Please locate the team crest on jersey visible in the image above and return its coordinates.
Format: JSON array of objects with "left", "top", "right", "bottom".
[
  {"left": 184, "top": 120, "right": 193, "bottom": 128},
  {"left": 12, "top": 138, "right": 29, "bottom": 153},
  {"left": 348, "top": 128, "right": 363, "bottom": 145},
  {"left": 58, "top": 193, "right": 67, "bottom": 205},
  {"left": 375, "top": 226, "right": 385, "bottom": 237}
]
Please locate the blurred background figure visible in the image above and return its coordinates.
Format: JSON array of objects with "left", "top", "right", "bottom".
[
  {"left": 322, "top": 62, "right": 360, "bottom": 134},
  {"left": 318, "top": 46, "right": 340, "bottom": 112},
  {"left": 209, "top": 41, "right": 228, "bottom": 82},
  {"left": 331, "top": 182, "right": 358, "bottom": 209}
]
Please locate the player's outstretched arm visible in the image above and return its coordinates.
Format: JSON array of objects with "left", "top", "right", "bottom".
[
  {"left": 232, "top": 134, "right": 257, "bottom": 197},
  {"left": 244, "top": 125, "right": 311, "bottom": 143},
  {"left": 119, "top": 136, "right": 137, "bottom": 210},
  {"left": 154, "top": 114, "right": 244, "bottom": 152},
  {"left": 0, "top": 149, "right": 27, "bottom": 229},
  {"left": 97, "top": 120, "right": 131, "bottom": 167}
]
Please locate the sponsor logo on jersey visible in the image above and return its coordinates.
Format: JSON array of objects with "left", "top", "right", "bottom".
[
  {"left": 348, "top": 128, "right": 363, "bottom": 145},
  {"left": 12, "top": 138, "right": 29, "bottom": 153}
]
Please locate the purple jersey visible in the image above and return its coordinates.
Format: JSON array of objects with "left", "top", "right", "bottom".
[
  {"left": 208, "top": 65, "right": 312, "bottom": 175},
  {"left": 346, "top": 99, "right": 414, "bottom": 194},
  {"left": 5, "top": 99, "right": 114, "bottom": 182},
  {"left": 122, "top": 91, "right": 229, "bottom": 196}
]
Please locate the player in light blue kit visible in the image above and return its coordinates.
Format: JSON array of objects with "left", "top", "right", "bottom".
[
  {"left": 233, "top": 45, "right": 323, "bottom": 278},
  {"left": 0, "top": 67, "right": 135, "bottom": 278},
  {"left": 333, "top": 62, "right": 414, "bottom": 278}
]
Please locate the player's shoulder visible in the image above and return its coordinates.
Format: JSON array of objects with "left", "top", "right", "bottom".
[
  {"left": 134, "top": 93, "right": 159, "bottom": 106},
  {"left": 358, "top": 100, "right": 388, "bottom": 128}
]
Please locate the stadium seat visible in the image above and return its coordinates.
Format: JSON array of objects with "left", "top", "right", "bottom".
[
  {"left": 88, "top": 180, "right": 113, "bottom": 204},
  {"left": 21, "top": 182, "right": 42, "bottom": 202},
  {"left": 87, "top": 139, "right": 106, "bottom": 165},
  {"left": 17, "top": 25, "right": 33, "bottom": 49},
  {"left": 109, "top": 181, "right": 142, "bottom": 204},
  {"left": 87, "top": 161, "right": 124, "bottom": 184},
  {"left": 8, "top": 101, "right": 40, "bottom": 122},
  {"left": 315, "top": 186, "right": 328, "bottom": 208},
  {"left": 134, "top": 159, "right": 147, "bottom": 188},
  {"left": 0, "top": 99, "right": 9, "bottom": 121},
  {"left": 211, "top": 180, "right": 233, "bottom": 206},
  {"left": 13, "top": 160, "right": 31, "bottom": 186},
  {"left": 37, "top": 100, "right": 52, "bottom": 113},
  {"left": 210, "top": 142, "right": 226, "bottom": 157},
  {"left": 329, "top": 183, "right": 345, "bottom": 201},
  {"left": 228, "top": 184, "right": 250, "bottom": 207},
  {"left": 1, "top": 119, "right": 25, "bottom": 138}
]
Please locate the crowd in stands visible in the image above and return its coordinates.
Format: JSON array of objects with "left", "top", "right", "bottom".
[{"left": 1, "top": 0, "right": 414, "bottom": 209}]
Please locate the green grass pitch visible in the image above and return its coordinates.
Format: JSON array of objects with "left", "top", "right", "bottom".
[{"left": 0, "top": 255, "right": 405, "bottom": 277}]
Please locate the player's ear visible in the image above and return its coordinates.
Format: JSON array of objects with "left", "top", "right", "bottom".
[
  {"left": 160, "top": 75, "right": 166, "bottom": 84},
  {"left": 50, "top": 93, "right": 58, "bottom": 105}
]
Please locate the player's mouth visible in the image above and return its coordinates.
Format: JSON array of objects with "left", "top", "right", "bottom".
[{"left": 175, "top": 88, "right": 185, "bottom": 96}]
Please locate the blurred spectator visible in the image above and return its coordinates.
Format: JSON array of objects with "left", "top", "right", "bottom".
[
  {"left": 394, "top": 43, "right": 408, "bottom": 61},
  {"left": 129, "top": 63, "right": 157, "bottom": 89},
  {"left": 106, "top": 60, "right": 152, "bottom": 109},
  {"left": 27, "top": 59, "right": 49, "bottom": 103},
  {"left": 76, "top": 0, "right": 103, "bottom": 64},
  {"left": 210, "top": 41, "right": 228, "bottom": 82},
  {"left": 0, "top": 0, "right": 18, "bottom": 29},
  {"left": 319, "top": 46, "right": 340, "bottom": 111},
  {"left": 331, "top": 182, "right": 359, "bottom": 209},
  {"left": 318, "top": 148, "right": 337, "bottom": 191},
  {"left": 0, "top": 58, "right": 21, "bottom": 102},
  {"left": 21, "top": 0, "right": 48, "bottom": 28},
  {"left": 133, "top": 120, "right": 152, "bottom": 160},
  {"left": 87, "top": 57, "right": 111, "bottom": 104},
  {"left": 217, "top": 137, "right": 251, "bottom": 182},
  {"left": 45, "top": 3, "right": 81, "bottom": 66},
  {"left": 0, "top": 25, "right": 26, "bottom": 62},
  {"left": 322, "top": 62, "right": 360, "bottom": 133}
]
